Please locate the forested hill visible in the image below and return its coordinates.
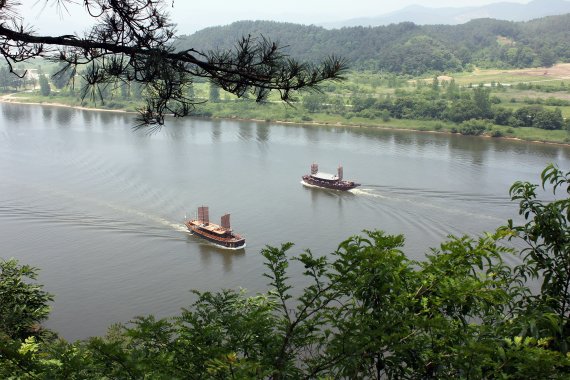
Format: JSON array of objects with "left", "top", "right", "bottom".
[{"left": 176, "top": 15, "right": 570, "bottom": 75}]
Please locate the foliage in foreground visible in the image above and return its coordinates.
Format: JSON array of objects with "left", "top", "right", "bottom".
[{"left": 2, "top": 164, "right": 570, "bottom": 379}]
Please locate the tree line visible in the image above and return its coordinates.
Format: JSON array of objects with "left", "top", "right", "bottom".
[
  {"left": 302, "top": 79, "right": 568, "bottom": 135},
  {"left": 0, "top": 66, "right": 36, "bottom": 91},
  {"left": 178, "top": 15, "right": 570, "bottom": 75},
  {"left": 1, "top": 164, "right": 570, "bottom": 378}
]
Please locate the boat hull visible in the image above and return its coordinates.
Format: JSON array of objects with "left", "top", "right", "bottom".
[
  {"left": 185, "top": 222, "right": 246, "bottom": 249},
  {"left": 302, "top": 175, "right": 360, "bottom": 191}
]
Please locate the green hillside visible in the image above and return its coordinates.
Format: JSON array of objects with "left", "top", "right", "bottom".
[{"left": 176, "top": 15, "right": 570, "bottom": 75}]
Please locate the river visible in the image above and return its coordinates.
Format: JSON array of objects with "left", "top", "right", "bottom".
[{"left": 1, "top": 103, "right": 569, "bottom": 340}]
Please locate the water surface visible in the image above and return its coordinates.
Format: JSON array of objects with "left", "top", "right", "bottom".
[{"left": 1, "top": 103, "right": 568, "bottom": 340}]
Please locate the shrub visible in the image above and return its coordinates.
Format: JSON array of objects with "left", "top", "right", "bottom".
[
  {"left": 380, "top": 110, "right": 390, "bottom": 122},
  {"left": 0, "top": 259, "right": 54, "bottom": 339},
  {"left": 459, "top": 119, "right": 489, "bottom": 136},
  {"left": 194, "top": 110, "right": 212, "bottom": 117},
  {"left": 357, "top": 109, "right": 376, "bottom": 119}
]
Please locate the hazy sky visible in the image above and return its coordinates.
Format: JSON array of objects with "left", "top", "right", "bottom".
[{"left": 19, "top": 0, "right": 532, "bottom": 35}]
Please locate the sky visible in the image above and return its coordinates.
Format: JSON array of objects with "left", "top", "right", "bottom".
[{"left": 18, "top": 0, "right": 532, "bottom": 36}]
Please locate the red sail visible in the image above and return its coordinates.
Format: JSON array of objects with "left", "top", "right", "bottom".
[
  {"left": 198, "top": 206, "right": 209, "bottom": 224},
  {"left": 221, "top": 213, "right": 231, "bottom": 229}
]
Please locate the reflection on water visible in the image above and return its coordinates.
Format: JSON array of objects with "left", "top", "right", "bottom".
[
  {"left": 42, "top": 107, "right": 53, "bottom": 122},
  {"left": 256, "top": 123, "right": 270, "bottom": 143},
  {"left": 238, "top": 122, "right": 253, "bottom": 141},
  {"left": 448, "top": 134, "right": 487, "bottom": 166},
  {"left": 393, "top": 131, "right": 415, "bottom": 147},
  {"left": 211, "top": 120, "right": 222, "bottom": 141},
  {"left": 194, "top": 237, "right": 246, "bottom": 273},
  {"left": 1, "top": 103, "right": 32, "bottom": 122},
  {"left": 81, "top": 109, "right": 93, "bottom": 125},
  {"left": 99, "top": 110, "right": 117, "bottom": 125},
  {"left": 303, "top": 124, "right": 320, "bottom": 143},
  {"left": 55, "top": 107, "right": 74, "bottom": 126}
]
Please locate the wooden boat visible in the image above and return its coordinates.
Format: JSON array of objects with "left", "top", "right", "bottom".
[
  {"left": 185, "top": 206, "right": 245, "bottom": 249},
  {"left": 302, "top": 163, "right": 360, "bottom": 191}
]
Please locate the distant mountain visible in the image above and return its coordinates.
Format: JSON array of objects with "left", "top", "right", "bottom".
[
  {"left": 176, "top": 14, "right": 570, "bottom": 75},
  {"left": 320, "top": 0, "right": 570, "bottom": 28}
]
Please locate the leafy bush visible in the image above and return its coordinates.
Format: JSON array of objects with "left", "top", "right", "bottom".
[
  {"left": 459, "top": 119, "right": 489, "bottom": 135},
  {"left": 357, "top": 109, "right": 377, "bottom": 119},
  {"left": 0, "top": 259, "right": 53, "bottom": 339}
]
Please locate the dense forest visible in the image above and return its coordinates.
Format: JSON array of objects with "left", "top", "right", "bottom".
[{"left": 176, "top": 14, "right": 570, "bottom": 74}]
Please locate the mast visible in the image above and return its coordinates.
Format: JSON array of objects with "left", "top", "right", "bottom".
[
  {"left": 311, "top": 162, "right": 319, "bottom": 175},
  {"left": 221, "top": 213, "right": 231, "bottom": 230},
  {"left": 198, "top": 206, "right": 209, "bottom": 225},
  {"left": 338, "top": 165, "right": 343, "bottom": 180}
]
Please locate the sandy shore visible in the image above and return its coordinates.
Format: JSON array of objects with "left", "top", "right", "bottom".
[{"left": 0, "top": 92, "right": 136, "bottom": 113}]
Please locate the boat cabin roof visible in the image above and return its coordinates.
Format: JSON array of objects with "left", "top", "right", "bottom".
[
  {"left": 311, "top": 172, "right": 338, "bottom": 181},
  {"left": 190, "top": 221, "right": 229, "bottom": 235}
]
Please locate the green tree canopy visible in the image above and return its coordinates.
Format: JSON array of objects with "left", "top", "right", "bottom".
[
  {"left": 38, "top": 74, "right": 50, "bottom": 97},
  {"left": 0, "top": 259, "right": 53, "bottom": 340}
]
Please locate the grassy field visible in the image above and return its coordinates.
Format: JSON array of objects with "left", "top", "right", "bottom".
[{"left": 445, "top": 64, "right": 570, "bottom": 87}]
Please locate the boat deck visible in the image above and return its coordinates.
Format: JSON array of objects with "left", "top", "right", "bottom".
[{"left": 188, "top": 220, "right": 228, "bottom": 235}]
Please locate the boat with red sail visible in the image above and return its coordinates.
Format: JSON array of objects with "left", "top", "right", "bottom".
[
  {"left": 185, "top": 206, "right": 246, "bottom": 249},
  {"left": 302, "top": 163, "right": 360, "bottom": 191}
]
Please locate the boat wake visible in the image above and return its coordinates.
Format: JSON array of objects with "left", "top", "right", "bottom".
[
  {"left": 207, "top": 242, "right": 247, "bottom": 251},
  {"left": 2, "top": 180, "right": 190, "bottom": 236},
  {"left": 349, "top": 188, "right": 386, "bottom": 198},
  {"left": 70, "top": 194, "right": 189, "bottom": 234}
]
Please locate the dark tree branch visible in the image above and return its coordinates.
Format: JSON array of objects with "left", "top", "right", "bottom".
[{"left": 0, "top": 0, "right": 347, "bottom": 127}]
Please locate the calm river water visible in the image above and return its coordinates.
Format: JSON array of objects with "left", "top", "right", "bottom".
[{"left": 1, "top": 103, "right": 570, "bottom": 340}]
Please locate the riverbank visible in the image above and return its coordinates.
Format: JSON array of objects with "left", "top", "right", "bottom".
[
  {"left": 0, "top": 91, "right": 132, "bottom": 113},
  {"left": 228, "top": 115, "right": 570, "bottom": 148},
  {"left": 2, "top": 91, "right": 569, "bottom": 146}
]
